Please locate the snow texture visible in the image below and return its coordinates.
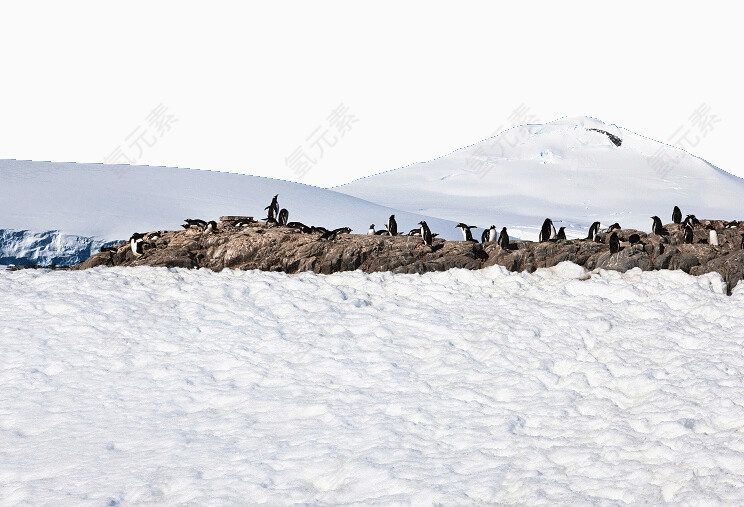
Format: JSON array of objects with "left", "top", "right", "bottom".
[
  {"left": 337, "top": 116, "right": 744, "bottom": 241},
  {"left": 2, "top": 264, "right": 744, "bottom": 504}
]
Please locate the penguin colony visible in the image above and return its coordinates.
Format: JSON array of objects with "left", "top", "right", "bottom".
[{"left": 114, "top": 196, "right": 738, "bottom": 261}]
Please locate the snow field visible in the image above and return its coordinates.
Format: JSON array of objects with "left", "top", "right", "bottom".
[{"left": 2, "top": 264, "right": 744, "bottom": 504}]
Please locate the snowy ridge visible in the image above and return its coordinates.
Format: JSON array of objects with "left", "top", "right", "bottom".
[
  {"left": 0, "top": 159, "right": 462, "bottom": 265},
  {"left": 336, "top": 116, "right": 744, "bottom": 240},
  {"left": 2, "top": 264, "right": 744, "bottom": 503}
]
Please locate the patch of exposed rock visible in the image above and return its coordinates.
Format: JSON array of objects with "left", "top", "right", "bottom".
[{"left": 73, "top": 218, "right": 744, "bottom": 294}]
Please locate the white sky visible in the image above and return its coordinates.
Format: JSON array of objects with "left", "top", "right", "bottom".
[{"left": 1, "top": 1, "right": 739, "bottom": 188}]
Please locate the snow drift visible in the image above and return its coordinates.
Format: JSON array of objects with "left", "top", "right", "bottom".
[
  {"left": 336, "top": 116, "right": 744, "bottom": 240},
  {"left": 2, "top": 264, "right": 744, "bottom": 504}
]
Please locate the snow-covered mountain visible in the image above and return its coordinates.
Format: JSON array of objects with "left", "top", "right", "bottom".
[
  {"left": 0, "top": 160, "right": 460, "bottom": 265},
  {"left": 336, "top": 116, "right": 744, "bottom": 240}
]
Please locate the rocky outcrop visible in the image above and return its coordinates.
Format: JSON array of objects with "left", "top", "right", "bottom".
[{"left": 73, "top": 218, "right": 744, "bottom": 294}]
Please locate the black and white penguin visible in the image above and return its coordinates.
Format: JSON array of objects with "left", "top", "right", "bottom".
[
  {"left": 683, "top": 214, "right": 700, "bottom": 227},
  {"left": 607, "top": 223, "right": 621, "bottom": 232},
  {"left": 386, "top": 215, "right": 398, "bottom": 236},
  {"left": 539, "top": 218, "right": 556, "bottom": 242},
  {"left": 556, "top": 227, "right": 566, "bottom": 240},
  {"left": 319, "top": 227, "right": 352, "bottom": 241},
  {"left": 368, "top": 224, "right": 376, "bottom": 236},
  {"left": 724, "top": 220, "right": 740, "bottom": 229},
  {"left": 265, "top": 194, "right": 279, "bottom": 221},
  {"left": 683, "top": 223, "right": 694, "bottom": 244},
  {"left": 374, "top": 229, "right": 389, "bottom": 235},
  {"left": 587, "top": 221, "right": 601, "bottom": 241},
  {"left": 205, "top": 221, "right": 218, "bottom": 233},
  {"left": 130, "top": 233, "right": 145, "bottom": 257},
  {"left": 498, "top": 227, "right": 509, "bottom": 249},
  {"left": 419, "top": 221, "right": 433, "bottom": 246},
  {"left": 100, "top": 245, "right": 119, "bottom": 253},
  {"left": 311, "top": 226, "right": 329, "bottom": 234},
  {"left": 277, "top": 209, "right": 289, "bottom": 226},
  {"left": 651, "top": 216, "right": 665, "bottom": 235},
  {"left": 482, "top": 225, "right": 497, "bottom": 243},
  {"left": 628, "top": 233, "right": 641, "bottom": 245},
  {"left": 455, "top": 223, "right": 477, "bottom": 241},
  {"left": 286, "top": 221, "right": 311, "bottom": 233},
  {"left": 184, "top": 218, "right": 207, "bottom": 229},
  {"left": 609, "top": 232, "right": 620, "bottom": 254},
  {"left": 740, "top": 233, "right": 744, "bottom": 250},
  {"left": 672, "top": 206, "right": 682, "bottom": 224}
]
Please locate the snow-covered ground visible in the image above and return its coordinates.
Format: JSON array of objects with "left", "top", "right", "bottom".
[
  {"left": 337, "top": 116, "right": 744, "bottom": 240},
  {"left": 3, "top": 264, "right": 744, "bottom": 504}
]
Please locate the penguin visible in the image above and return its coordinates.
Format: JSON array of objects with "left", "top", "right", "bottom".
[
  {"left": 235, "top": 220, "right": 253, "bottom": 227},
  {"left": 482, "top": 225, "right": 496, "bottom": 243},
  {"left": 683, "top": 214, "right": 700, "bottom": 227},
  {"left": 651, "top": 216, "right": 665, "bottom": 235},
  {"left": 628, "top": 233, "right": 641, "bottom": 245},
  {"left": 264, "top": 217, "right": 279, "bottom": 227},
  {"left": 130, "top": 233, "right": 145, "bottom": 257},
  {"left": 311, "top": 226, "right": 329, "bottom": 234},
  {"left": 265, "top": 194, "right": 279, "bottom": 221},
  {"left": 319, "top": 227, "right": 352, "bottom": 241},
  {"left": 419, "top": 221, "right": 433, "bottom": 246},
  {"left": 587, "top": 221, "right": 601, "bottom": 241},
  {"left": 386, "top": 215, "right": 398, "bottom": 236},
  {"left": 205, "top": 221, "right": 218, "bottom": 233},
  {"left": 724, "top": 220, "right": 740, "bottom": 229},
  {"left": 498, "top": 227, "right": 509, "bottom": 249},
  {"left": 740, "top": 233, "right": 744, "bottom": 250},
  {"left": 408, "top": 229, "right": 422, "bottom": 236},
  {"left": 455, "top": 223, "right": 477, "bottom": 241},
  {"left": 609, "top": 232, "right": 620, "bottom": 254},
  {"left": 184, "top": 218, "right": 207, "bottom": 229},
  {"left": 672, "top": 206, "right": 682, "bottom": 224},
  {"left": 682, "top": 223, "right": 693, "bottom": 244},
  {"left": 607, "top": 223, "right": 621, "bottom": 232},
  {"left": 100, "top": 245, "right": 119, "bottom": 253},
  {"left": 539, "top": 218, "right": 556, "bottom": 242},
  {"left": 145, "top": 231, "right": 162, "bottom": 241},
  {"left": 709, "top": 227, "right": 719, "bottom": 246},
  {"left": 368, "top": 224, "right": 375, "bottom": 236},
  {"left": 556, "top": 227, "right": 566, "bottom": 240},
  {"left": 374, "top": 230, "right": 389, "bottom": 235},
  {"left": 287, "top": 221, "right": 311, "bottom": 233},
  {"left": 277, "top": 209, "right": 289, "bottom": 226}
]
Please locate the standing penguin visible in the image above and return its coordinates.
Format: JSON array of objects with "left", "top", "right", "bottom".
[
  {"left": 386, "top": 215, "right": 398, "bottom": 236},
  {"left": 651, "top": 216, "right": 665, "bottom": 235},
  {"left": 419, "top": 221, "right": 433, "bottom": 246},
  {"left": 684, "top": 223, "right": 694, "bottom": 244},
  {"left": 672, "top": 206, "right": 682, "bottom": 224},
  {"left": 556, "top": 227, "right": 566, "bottom": 240},
  {"left": 130, "top": 232, "right": 145, "bottom": 257},
  {"left": 265, "top": 194, "right": 279, "bottom": 221},
  {"left": 367, "top": 224, "right": 375, "bottom": 236},
  {"left": 539, "top": 218, "right": 556, "bottom": 242},
  {"left": 277, "top": 209, "right": 289, "bottom": 226},
  {"left": 709, "top": 228, "right": 719, "bottom": 246},
  {"left": 456, "top": 223, "right": 477, "bottom": 241},
  {"left": 740, "top": 233, "right": 744, "bottom": 250},
  {"left": 587, "top": 221, "right": 601, "bottom": 241},
  {"left": 487, "top": 225, "right": 497, "bottom": 243},
  {"left": 498, "top": 227, "right": 509, "bottom": 249},
  {"left": 609, "top": 232, "right": 620, "bottom": 254}
]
